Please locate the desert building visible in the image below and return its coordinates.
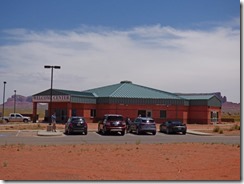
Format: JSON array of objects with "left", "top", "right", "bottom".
[{"left": 32, "top": 81, "right": 222, "bottom": 124}]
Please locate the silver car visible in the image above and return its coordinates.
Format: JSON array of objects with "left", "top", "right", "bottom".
[{"left": 127, "top": 117, "right": 156, "bottom": 135}]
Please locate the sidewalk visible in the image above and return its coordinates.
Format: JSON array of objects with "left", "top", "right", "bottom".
[
  {"left": 186, "top": 130, "right": 212, "bottom": 136},
  {"left": 37, "top": 130, "right": 63, "bottom": 136}
]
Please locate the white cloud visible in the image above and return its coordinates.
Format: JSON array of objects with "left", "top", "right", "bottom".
[{"left": 0, "top": 19, "right": 240, "bottom": 103}]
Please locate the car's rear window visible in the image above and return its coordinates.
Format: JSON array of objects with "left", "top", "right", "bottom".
[
  {"left": 72, "top": 118, "right": 85, "bottom": 123},
  {"left": 172, "top": 122, "right": 183, "bottom": 126},
  {"left": 107, "top": 116, "right": 123, "bottom": 121},
  {"left": 142, "top": 119, "right": 155, "bottom": 123}
]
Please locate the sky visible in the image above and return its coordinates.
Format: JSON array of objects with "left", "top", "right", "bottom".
[{"left": 0, "top": 0, "right": 241, "bottom": 103}]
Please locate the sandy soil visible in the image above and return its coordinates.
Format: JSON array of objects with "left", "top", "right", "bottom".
[
  {"left": 0, "top": 143, "right": 240, "bottom": 180},
  {"left": 0, "top": 122, "right": 240, "bottom": 180}
]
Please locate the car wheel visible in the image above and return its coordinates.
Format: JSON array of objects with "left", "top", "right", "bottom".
[
  {"left": 152, "top": 131, "right": 156, "bottom": 135},
  {"left": 166, "top": 128, "right": 170, "bottom": 134},
  {"left": 182, "top": 131, "right": 186, "bottom": 135},
  {"left": 98, "top": 125, "right": 102, "bottom": 134},
  {"left": 83, "top": 130, "right": 88, "bottom": 135},
  {"left": 23, "top": 119, "right": 28, "bottom": 123},
  {"left": 102, "top": 127, "right": 107, "bottom": 135},
  {"left": 121, "top": 130, "right": 125, "bottom": 136}
]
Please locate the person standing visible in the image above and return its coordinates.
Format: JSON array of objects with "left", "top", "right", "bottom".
[
  {"left": 125, "top": 117, "right": 131, "bottom": 133},
  {"left": 51, "top": 113, "right": 57, "bottom": 132}
]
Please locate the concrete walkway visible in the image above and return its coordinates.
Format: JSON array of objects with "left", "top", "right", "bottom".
[
  {"left": 37, "top": 130, "right": 63, "bottom": 136},
  {"left": 186, "top": 130, "right": 212, "bottom": 136}
]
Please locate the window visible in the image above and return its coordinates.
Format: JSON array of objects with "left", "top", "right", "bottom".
[
  {"left": 147, "top": 111, "right": 152, "bottom": 117},
  {"left": 138, "top": 110, "right": 152, "bottom": 117},
  {"left": 90, "top": 109, "right": 96, "bottom": 118},
  {"left": 72, "top": 109, "right": 76, "bottom": 116},
  {"left": 160, "top": 110, "right": 167, "bottom": 118},
  {"left": 211, "top": 111, "right": 218, "bottom": 122},
  {"left": 107, "top": 116, "right": 123, "bottom": 121},
  {"left": 138, "top": 110, "right": 146, "bottom": 117}
]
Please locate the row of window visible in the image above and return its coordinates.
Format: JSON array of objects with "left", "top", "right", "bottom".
[{"left": 55, "top": 108, "right": 218, "bottom": 122}]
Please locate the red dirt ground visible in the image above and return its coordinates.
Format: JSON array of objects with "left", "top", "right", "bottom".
[
  {"left": 0, "top": 143, "right": 240, "bottom": 180},
  {"left": 0, "top": 122, "right": 241, "bottom": 180}
]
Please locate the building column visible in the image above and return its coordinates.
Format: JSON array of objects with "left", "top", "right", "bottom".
[
  {"left": 32, "top": 102, "right": 37, "bottom": 123},
  {"left": 67, "top": 102, "right": 72, "bottom": 118}
]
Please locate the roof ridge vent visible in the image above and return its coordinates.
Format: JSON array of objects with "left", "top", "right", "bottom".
[{"left": 120, "top": 80, "right": 132, "bottom": 84}]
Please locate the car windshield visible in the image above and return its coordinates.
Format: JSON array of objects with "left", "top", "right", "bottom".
[
  {"left": 107, "top": 116, "right": 123, "bottom": 121},
  {"left": 142, "top": 119, "right": 155, "bottom": 123},
  {"left": 71, "top": 118, "right": 84, "bottom": 123},
  {"left": 172, "top": 121, "right": 183, "bottom": 126}
]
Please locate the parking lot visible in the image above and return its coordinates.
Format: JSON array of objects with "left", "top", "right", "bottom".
[
  {"left": 0, "top": 128, "right": 240, "bottom": 146},
  {"left": 0, "top": 122, "right": 240, "bottom": 180}
]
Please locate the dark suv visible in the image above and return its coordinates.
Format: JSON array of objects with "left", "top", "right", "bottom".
[
  {"left": 159, "top": 121, "right": 187, "bottom": 134},
  {"left": 65, "top": 116, "right": 88, "bottom": 135},
  {"left": 98, "top": 114, "right": 126, "bottom": 135},
  {"left": 127, "top": 117, "right": 156, "bottom": 135}
]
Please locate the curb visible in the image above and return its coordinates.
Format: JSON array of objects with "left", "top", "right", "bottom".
[
  {"left": 37, "top": 130, "right": 63, "bottom": 136},
  {"left": 187, "top": 130, "right": 212, "bottom": 136}
]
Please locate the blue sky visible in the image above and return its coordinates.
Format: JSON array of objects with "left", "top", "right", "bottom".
[
  {"left": 0, "top": 0, "right": 239, "bottom": 30},
  {"left": 0, "top": 0, "right": 241, "bottom": 103}
]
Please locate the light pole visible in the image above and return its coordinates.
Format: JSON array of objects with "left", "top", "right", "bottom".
[
  {"left": 44, "top": 65, "right": 61, "bottom": 124},
  {"left": 2, "top": 81, "right": 6, "bottom": 120},
  {"left": 14, "top": 90, "right": 16, "bottom": 113}
]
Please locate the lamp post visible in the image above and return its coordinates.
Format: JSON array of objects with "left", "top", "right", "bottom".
[
  {"left": 2, "top": 81, "right": 6, "bottom": 120},
  {"left": 44, "top": 65, "right": 61, "bottom": 124},
  {"left": 14, "top": 90, "right": 16, "bottom": 113}
]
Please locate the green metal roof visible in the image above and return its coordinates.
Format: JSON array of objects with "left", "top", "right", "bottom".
[
  {"left": 33, "top": 89, "right": 95, "bottom": 98},
  {"left": 33, "top": 83, "right": 221, "bottom": 107},
  {"left": 178, "top": 94, "right": 221, "bottom": 107},
  {"left": 56, "top": 89, "right": 95, "bottom": 97},
  {"left": 179, "top": 94, "right": 216, "bottom": 100},
  {"left": 83, "top": 81, "right": 182, "bottom": 99}
]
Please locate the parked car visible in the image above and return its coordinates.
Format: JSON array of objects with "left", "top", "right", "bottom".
[
  {"left": 98, "top": 114, "right": 126, "bottom": 135},
  {"left": 127, "top": 117, "right": 157, "bottom": 135},
  {"left": 3, "top": 113, "right": 31, "bottom": 123},
  {"left": 65, "top": 116, "right": 88, "bottom": 135},
  {"left": 159, "top": 121, "right": 187, "bottom": 134}
]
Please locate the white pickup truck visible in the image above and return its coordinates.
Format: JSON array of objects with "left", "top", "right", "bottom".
[{"left": 3, "top": 113, "right": 31, "bottom": 123}]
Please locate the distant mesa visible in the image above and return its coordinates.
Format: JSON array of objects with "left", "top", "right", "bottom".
[
  {"left": 0, "top": 92, "right": 239, "bottom": 114},
  {"left": 0, "top": 94, "right": 47, "bottom": 109}
]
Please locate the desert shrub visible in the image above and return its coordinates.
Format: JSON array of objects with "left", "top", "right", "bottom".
[
  {"left": 229, "top": 124, "right": 240, "bottom": 131},
  {"left": 234, "top": 124, "right": 240, "bottom": 130},
  {"left": 219, "top": 129, "right": 223, "bottom": 134},
  {"left": 221, "top": 118, "right": 235, "bottom": 122},
  {"left": 135, "top": 140, "right": 141, "bottom": 145},
  {"left": 213, "top": 126, "right": 224, "bottom": 134},
  {"left": 213, "top": 126, "right": 220, "bottom": 132},
  {"left": 2, "top": 161, "right": 8, "bottom": 167}
]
